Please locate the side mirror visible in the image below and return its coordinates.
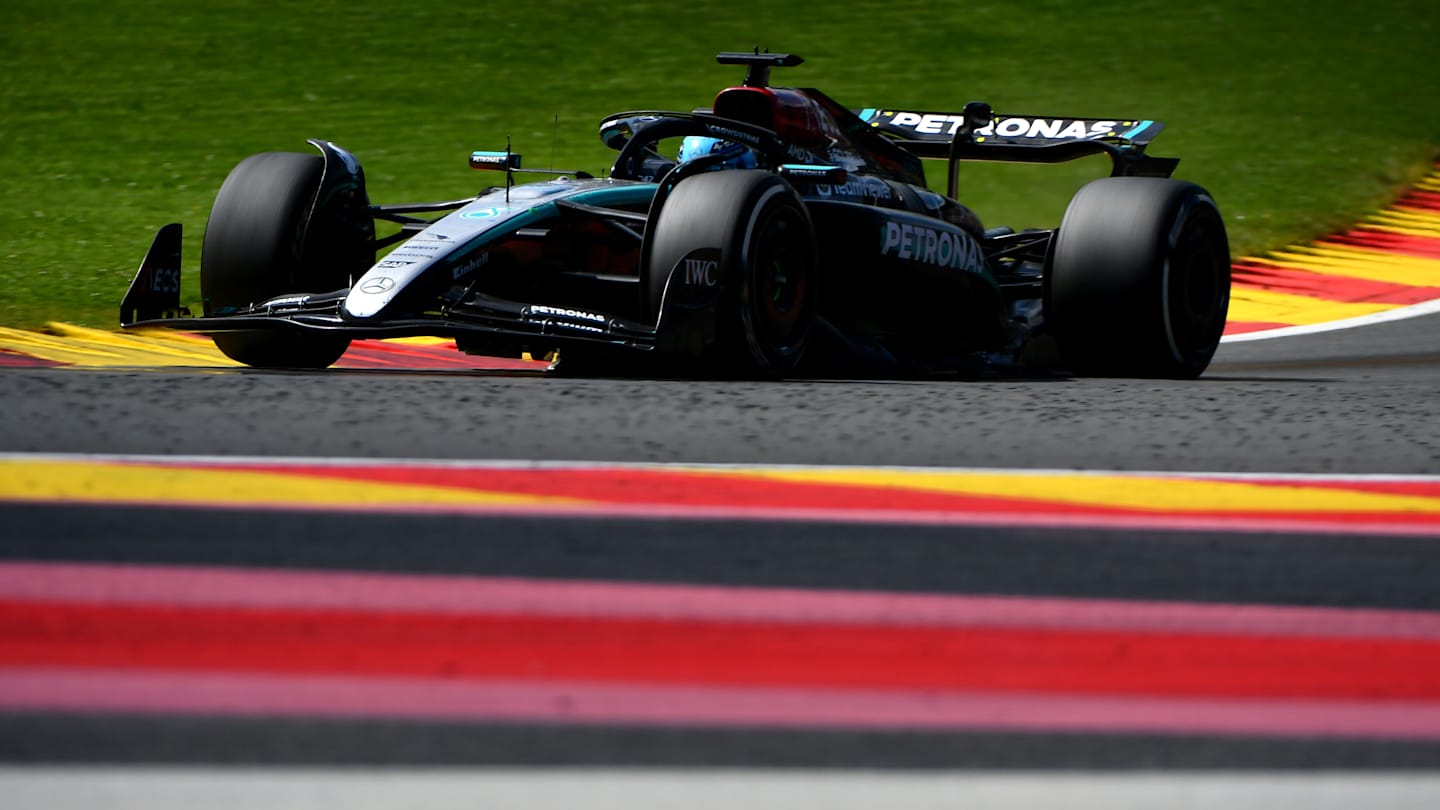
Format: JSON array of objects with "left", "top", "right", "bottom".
[
  {"left": 599, "top": 120, "right": 633, "bottom": 151},
  {"left": 469, "top": 151, "right": 522, "bottom": 171}
]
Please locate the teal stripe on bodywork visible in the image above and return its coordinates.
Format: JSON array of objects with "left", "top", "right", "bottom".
[
  {"left": 567, "top": 184, "right": 657, "bottom": 208},
  {"left": 450, "top": 183, "right": 657, "bottom": 258},
  {"left": 1120, "top": 120, "right": 1154, "bottom": 140}
]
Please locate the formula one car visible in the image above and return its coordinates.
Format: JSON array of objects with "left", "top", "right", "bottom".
[{"left": 121, "top": 50, "right": 1230, "bottom": 378}]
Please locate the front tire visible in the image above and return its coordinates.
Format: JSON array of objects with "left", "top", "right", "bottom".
[
  {"left": 1046, "top": 177, "right": 1230, "bottom": 378},
  {"left": 644, "top": 170, "right": 818, "bottom": 377},
  {"left": 201, "top": 152, "right": 352, "bottom": 369}
]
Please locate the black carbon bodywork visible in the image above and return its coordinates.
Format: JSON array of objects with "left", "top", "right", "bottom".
[{"left": 122, "top": 50, "right": 1199, "bottom": 376}]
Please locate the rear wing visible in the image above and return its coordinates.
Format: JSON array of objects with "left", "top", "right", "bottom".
[
  {"left": 853, "top": 103, "right": 1179, "bottom": 196},
  {"left": 859, "top": 108, "right": 1166, "bottom": 147}
]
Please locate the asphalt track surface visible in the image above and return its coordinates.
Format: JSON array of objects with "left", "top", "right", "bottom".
[
  {"left": 1, "top": 312, "right": 1437, "bottom": 473},
  {"left": 1, "top": 314, "right": 1439, "bottom": 807}
]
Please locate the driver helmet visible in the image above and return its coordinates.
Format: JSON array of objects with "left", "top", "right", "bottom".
[{"left": 677, "top": 136, "right": 758, "bottom": 170}]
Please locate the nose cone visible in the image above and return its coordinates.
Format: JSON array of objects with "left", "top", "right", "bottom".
[{"left": 343, "top": 272, "right": 403, "bottom": 319}]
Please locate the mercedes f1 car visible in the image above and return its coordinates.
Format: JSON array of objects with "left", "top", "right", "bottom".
[{"left": 121, "top": 51, "right": 1230, "bottom": 378}]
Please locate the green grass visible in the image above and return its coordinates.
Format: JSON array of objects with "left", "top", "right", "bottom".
[{"left": 2, "top": 0, "right": 1437, "bottom": 328}]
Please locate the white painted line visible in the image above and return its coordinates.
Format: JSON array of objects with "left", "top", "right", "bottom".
[
  {"left": 3, "top": 451, "right": 1440, "bottom": 482},
  {"left": 2, "top": 768, "right": 1439, "bottom": 810},
  {"left": 1220, "top": 297, "right": 1440, "bottom": 342}
]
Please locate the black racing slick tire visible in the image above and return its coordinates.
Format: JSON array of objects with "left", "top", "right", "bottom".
[
  {"left": 1046, "top": 177, "right": 1230, "bottom": 378},
  {"left": 201, "top": 152, "right": 351, "bottom": 369},
  {"left": 645, "top": 170, "right": 818, "bottom": 377}
]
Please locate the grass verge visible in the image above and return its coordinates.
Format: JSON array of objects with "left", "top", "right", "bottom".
[{"left": 1, "top": 0, "right": 1436, "bottom": 327}]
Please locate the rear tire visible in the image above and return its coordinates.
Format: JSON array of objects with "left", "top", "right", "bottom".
[
  {"left": 1046, "top": 177, "right": 1230, "bottom": 378},
  {"left": 201, "top": 152, "right": 352, "bottom": 369},
  {"left": 644, "top": 170, "right": 818, "bottom": 377}
]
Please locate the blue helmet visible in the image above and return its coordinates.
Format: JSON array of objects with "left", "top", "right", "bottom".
[{"left": 677, "top": 136, "right": 758, "bottom": 170}]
